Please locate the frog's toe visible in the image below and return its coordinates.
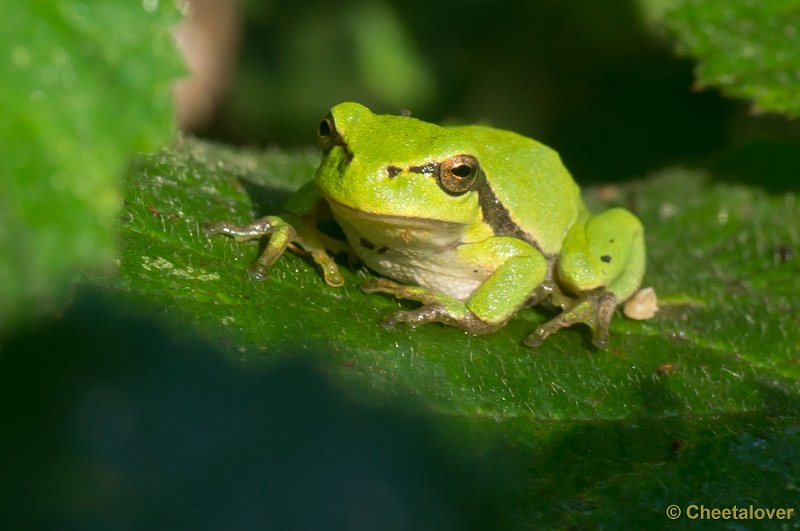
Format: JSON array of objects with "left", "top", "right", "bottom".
[
  {"left": 202, "top": 220, "right": 225, "bottom": 235},
  {"left": 361, "top": 277, "right": 402, "bottom": 295},
  {"left": 590, "top": 326, "right": 610, "bottom": 350},
  {"left": 523, "top": 328, "right": 548, "bottom": 349},
  {"left": 247, "top": 264, "right": 270, "bottom": 281},
  {"left": 204, "top": 216, "right": 284, "bottom": 241},
  {"left": 204, "top": 220, "right": 251, "bottom": 239},
  {"left": 380, "top": 305, "right": 449, "bottom": 329}
]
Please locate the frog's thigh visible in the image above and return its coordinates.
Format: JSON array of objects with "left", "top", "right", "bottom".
[
  {"left": 458, "top": 237, "right": 547, "bottom": 325},
  {"left": 557, "top": 208, "right": 644, "bottom": 300}
]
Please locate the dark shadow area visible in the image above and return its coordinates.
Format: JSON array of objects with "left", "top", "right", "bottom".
[
  {"left": 752, "top": 377, "right": 800, "bottom": 415},
  {"left": 3, "top": 292, "right": 798, "bottom": 529},
  {"left": 238, "top": 175, "right": 293, "bottom": 217},
  {"left": 505, "top": 386, "right": 800, "bottom": 526},
  {"left": 708, "top": 140, "right": 800, "bottom": 194},
  {"left": 637, "top": 369, "right": 687, "bottom": 416},
  {"left": 0, "top": 292, "right": 505, "bottom": 530},
  {"left": 200, "top": 0, "right": 738, "bottom": 184}
]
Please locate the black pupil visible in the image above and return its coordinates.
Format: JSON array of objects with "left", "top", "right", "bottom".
[
  {"left": 452, "top": 164, "right": 472, "bottom": 178},
  {"left": 319, "top": 120, "right": 331, "bottom": 136}
]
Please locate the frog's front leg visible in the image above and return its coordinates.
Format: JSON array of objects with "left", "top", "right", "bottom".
[
  {"left": 525, "top": 207, "right": 645, "bottom": 348},
  {"left": 204, "top": 182, "right": 344, "bottom": 287},
  {"left": 362, "top": 237, "right": 547, "bottom": 335}
]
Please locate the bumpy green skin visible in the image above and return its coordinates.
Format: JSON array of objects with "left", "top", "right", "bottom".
[{"left": 205, "top": 102, "right": 646, "bottom": 348}]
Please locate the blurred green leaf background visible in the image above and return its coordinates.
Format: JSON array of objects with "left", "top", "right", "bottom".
[
  {"left": 2, "top": 0, "right": 799, "bottom": 529},
  {"left": 0, "top": 0, "right": 182, "bottom": 328}
]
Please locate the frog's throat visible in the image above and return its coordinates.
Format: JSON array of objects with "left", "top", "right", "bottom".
[{"left": 324, "top": 196, "right": 466, "bottom": 231}]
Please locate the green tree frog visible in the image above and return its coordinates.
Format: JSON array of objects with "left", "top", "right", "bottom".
[{"left": 206, "top": 102, "right": 645, "bottom": 348}]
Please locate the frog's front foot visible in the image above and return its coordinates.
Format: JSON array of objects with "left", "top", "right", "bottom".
[
  {"left": 204, "top": 216, "right": 292, "bottom": 280},
  {"left": 361, "top": 278, "right": 499, "bottom": 335},
  {"left": 204, "top": 215, "right": 344, "bottom": 286},
  {"left": 524, "top": 289, "right": 617, "bottom": 349}
]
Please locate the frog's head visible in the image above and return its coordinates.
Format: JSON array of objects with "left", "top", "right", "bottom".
[{"left": 314, "top": 102, "right": 483, "bottom": 226}]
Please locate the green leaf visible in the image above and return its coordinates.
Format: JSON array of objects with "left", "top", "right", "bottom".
[
  {"left": 0, "top": 0, "right": 183, "bottom": 328},
  {"left": 111, "top": 138, "right": 799, "bottom": 527},
  {"left": 655, "top": 0, "right": 800, "bottom": 117}
]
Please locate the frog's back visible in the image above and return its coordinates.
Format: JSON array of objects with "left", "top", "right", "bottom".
[{"left": 449, "top": 125, "right": 584, "bottom": 256}]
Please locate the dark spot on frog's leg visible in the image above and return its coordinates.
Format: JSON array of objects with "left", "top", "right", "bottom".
[
  {"left": 377, "top": 246, "right": 390, "bottom": 255},
  {"left": 385, "top": 166, "right": 402, "bottom": 178},
  {"left": 360, "top": 238, "right": 375, "bottom": 250},
  {"left": 609, "top": 238, "right": 615, "bottom": 243},
  {"left": 601, "top": 255, "right": 612, "bottom": 263}
]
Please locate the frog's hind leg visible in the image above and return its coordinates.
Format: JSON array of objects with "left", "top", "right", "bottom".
[
  {"left": 525, "top": 208, "right": 645, "bottom": 348},
  {"left": 361, "top": 278, "right": 501, "bottom": 335},
  {"left": 362, "top": 238, "right": 548, "bottom": 336}
]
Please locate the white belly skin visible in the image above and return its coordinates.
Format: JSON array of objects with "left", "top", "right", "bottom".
[{"left": 330, "top": 204, "right": 492, "bottom": 301}]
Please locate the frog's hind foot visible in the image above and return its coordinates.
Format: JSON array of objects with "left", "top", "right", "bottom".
[
  {"left": 379, "top": 305, "right": 499, "bottom": 335},
  {"left": 524, "top": 289, "right": 617, "bottom": 349},
  {"left": 361, "top": 278, "right": 500, "bottom": 335}
]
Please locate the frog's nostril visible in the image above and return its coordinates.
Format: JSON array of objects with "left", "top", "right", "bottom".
[{"left": 386, "top": 166, "right": 402, "bottom": 178}]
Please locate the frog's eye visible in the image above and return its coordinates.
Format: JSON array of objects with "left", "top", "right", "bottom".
[
  {"left": 317, "top": 114, "right": 338, "bottom": 152},
  {"left": 438, "top": 154, "right": 480, "bottom": 196}
]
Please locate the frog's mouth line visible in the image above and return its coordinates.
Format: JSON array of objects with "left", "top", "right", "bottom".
[{"left": 324, "top": 196, "right": 465, "bottom": 230}]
